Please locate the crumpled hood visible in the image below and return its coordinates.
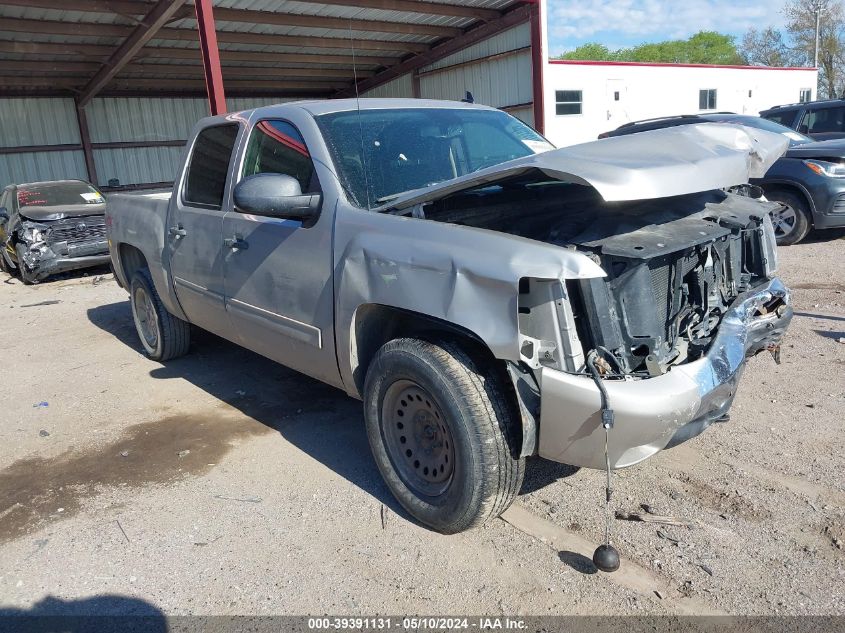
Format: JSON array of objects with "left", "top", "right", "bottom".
[
  {"left": 378, "top": 123, "right": 789, "bottom": 212},
  {"left": 20, "top": 202, "right": 106, "bottom": 222}
]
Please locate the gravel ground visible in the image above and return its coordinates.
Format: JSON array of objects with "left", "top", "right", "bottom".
[{"left": 0, "top": 229, "right": 843, "bottom": 617}]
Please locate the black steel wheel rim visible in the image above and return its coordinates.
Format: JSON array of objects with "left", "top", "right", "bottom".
[{"left": 381, "top": 379, "right": 455, "bottom": 498}]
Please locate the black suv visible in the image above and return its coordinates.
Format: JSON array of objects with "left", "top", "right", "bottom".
[
  {"left": 760, "top": 99, "right": 845, "bottom": 142},
  {"left": 599, "top": 113, "right": 845, "bottom": 245}
]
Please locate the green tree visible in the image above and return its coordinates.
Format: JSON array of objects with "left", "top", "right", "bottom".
[
  {"left": 558, "top": 31, "right": 744, "bottom": 65},
  {"left": 558, "top": 43, "right": 618, "bottom": 62}
]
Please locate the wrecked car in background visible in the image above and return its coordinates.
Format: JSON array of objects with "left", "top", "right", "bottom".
[
  {"left": 106, "top": 99, "right": 793, "bottom": 535},
  {"left": 0, "top": 180, "right": 110, "bottom": 284}
]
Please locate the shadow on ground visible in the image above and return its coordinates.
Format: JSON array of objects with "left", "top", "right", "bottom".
[
  {"left": 558, "top": 550, "right": 598, "bottom": 575},
  {"left": 0, "top": 595, "right": 166, "bottom": 632},
  {"left": 795, "top": 227, "right": 845, "bottom": 245},
  {"left": 85, "top": 299, "right": 580, "bottom": 531},
  {"left": 86, "top": 300, "right": 403, "bottom": 516}
]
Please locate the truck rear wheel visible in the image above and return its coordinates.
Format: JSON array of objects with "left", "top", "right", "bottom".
[
  {"left": 363, "top": 337, "right": 524, "bottom": 534},
  {"left": 130, "top": 268, "right": 190, "bottom": 361}
]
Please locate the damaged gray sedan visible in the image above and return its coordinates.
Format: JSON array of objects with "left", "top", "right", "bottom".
[
  {"left": 107, "top": 100, "right": 793, "bottom": 535},
  {"left": 0, "top": 180, "right": 110, "bottom": 284}
]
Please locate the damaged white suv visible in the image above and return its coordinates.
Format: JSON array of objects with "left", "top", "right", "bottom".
[{"left": 106, "top": 100, "right": 792, "bottom": 534}]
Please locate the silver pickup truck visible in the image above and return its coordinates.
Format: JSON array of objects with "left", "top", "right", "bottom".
[{"left": 107, "top": 98, "right": 793, "bottom": 534}]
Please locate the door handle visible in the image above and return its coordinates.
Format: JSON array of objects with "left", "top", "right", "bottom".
[
  {"left": 224, "top": 236, "right": 249, "bottom": 251},
  {"left": 168, "top": 225, "right": 187, "bottom": 239}
]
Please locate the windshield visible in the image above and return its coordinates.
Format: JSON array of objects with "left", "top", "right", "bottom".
[
  {"left": 17, "top": 182, "right": 104, "bottom": 210},
  {"left": 315, "top": 108, "right": 553, "bottom": 208},
  {"left": 713, "top": 115, "right": 813, "bottom": 146}
]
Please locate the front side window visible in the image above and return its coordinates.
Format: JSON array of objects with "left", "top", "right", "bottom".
[
  {"left": 555, "top": 90, "right": 583, "bottom": 115},
  {"left": 183, "top": 124, "right": 239, "bottom": 209},
  {"left": 315, "top": 108, "right": 552, "bottom": 209},
  {"left": 699, "top": 89, "right": 717, "bottom": 110},
  {"left": 241, "top": 120, "right": 319, "bottom": 194}
]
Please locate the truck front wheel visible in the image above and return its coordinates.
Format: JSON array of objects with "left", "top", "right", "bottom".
[
  {"left": 130, "top": 268, "right": 191, "bottom": 361},
  {"left": 363, "top": 337, "right": 524, "bottom": 534}
]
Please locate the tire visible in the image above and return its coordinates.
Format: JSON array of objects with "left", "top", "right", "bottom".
[
  {"left": 766, "top": 190, "right": 811, "bottom": 245},
  {"left": 363, "top": 337, "right": 525, "bottom": 534},
  {"left": 14, "top": 244, "right": 39, "bottom": 285},
  {"left": 129, "top": 267, "right": 191, "bottom": 361}
]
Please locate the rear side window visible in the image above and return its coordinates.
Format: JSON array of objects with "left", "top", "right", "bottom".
[
  {"left": 763, "top": 110, "right": 799, "bottom": 128},
  {"left": 241, "top": 120, "right": 319, "bottom": 194},
  {"left": 800, "top": 106, "right": 845, "bottom": 135},
  {"left": 184, "top": 124, "right": 239, "bottom": 209}
]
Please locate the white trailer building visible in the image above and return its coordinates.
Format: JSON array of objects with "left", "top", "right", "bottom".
[{"left": 542, "top": 60, "right": 819, "bottom": 147}]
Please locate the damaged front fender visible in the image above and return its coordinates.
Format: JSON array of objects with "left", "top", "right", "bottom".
[{"left": 333, "top": 206, "right": 606, "bottom": 396}]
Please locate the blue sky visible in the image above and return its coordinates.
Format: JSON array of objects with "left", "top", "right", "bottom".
[{"left": 546, "top": 0, "right": 787, "bottom": 56}]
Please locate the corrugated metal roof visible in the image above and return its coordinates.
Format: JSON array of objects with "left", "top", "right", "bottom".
[
  {"left": 0, "top": 6, "right": 132, "bottom": 24},
  {"left": 0, "top": 0, "right": 527, "bottom": 96},
  {"left": 208, "top": 0, "right": 496, "bottom": 28}
]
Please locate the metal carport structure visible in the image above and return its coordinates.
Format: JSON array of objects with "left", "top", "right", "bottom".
[{"left": 0, "top": 0, "right": 544, "bottom": 190}]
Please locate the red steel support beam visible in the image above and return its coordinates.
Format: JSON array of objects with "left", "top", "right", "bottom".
[
  {"left": 528, "top": 0, "right": 545, "bottom": 134},
  {"left": 78, "top": 0, "right": 188, "bottom": 106},
  {"left": 75, "top": 100, "right": 99, "bottom": 186},
  {"left": 195, "top": 0, "right": 227, "bottom": 116}
]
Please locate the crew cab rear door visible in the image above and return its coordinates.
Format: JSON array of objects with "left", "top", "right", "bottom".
[
  {"left": 222, "top": 119, "right": 341, "bottom": 388},
  {"left": 168, "top": 123, "right": 241, "bottom": 340}
]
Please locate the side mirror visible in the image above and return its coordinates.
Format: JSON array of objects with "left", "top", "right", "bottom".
[
  {"left": 233, "top": 173, "right": 321, "bottom": 225},
  {"left": 0, "top": 207, "right": 8, "bottom": 224}
]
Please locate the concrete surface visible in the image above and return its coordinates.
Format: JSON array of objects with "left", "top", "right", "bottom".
[{"left": 0, "top": 230, "right": 843, "bottom": 617}]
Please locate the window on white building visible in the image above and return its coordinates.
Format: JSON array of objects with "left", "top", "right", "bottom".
[
  {"left": 699, "top": 89, "right": 717, "bottom": 110},
  {"left": 555, "top": 90, "right": 583, "bottom": 115},
  {"left": 800, "top": 88, "right": 813, "bottom": 103}
]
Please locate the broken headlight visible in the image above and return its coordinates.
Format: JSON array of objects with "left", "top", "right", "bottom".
[{"left": 21, "top": 224, "right": 48, "bottom": 243}]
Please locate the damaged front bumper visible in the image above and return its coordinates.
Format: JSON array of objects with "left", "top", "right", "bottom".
[
  {"left": 537, "top": 277, "right": 792, "bottom": 469},
  {"left": 18, "top": 239, "right": 110, "bottom": 281}
]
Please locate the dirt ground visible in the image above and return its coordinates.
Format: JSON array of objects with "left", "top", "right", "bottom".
[{"left": 1, "top": 230, "right": 843, "bottom": 617}]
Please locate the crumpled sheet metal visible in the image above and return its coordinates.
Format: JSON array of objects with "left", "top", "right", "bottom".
[
  {"left": 538, "top": 277, "right": 792, "bottom": 469},
  {"left": 333, "top": 209, "right": 606, "bottom": 395},
  {"left": 380, "top": 123, "right": 789, "bottom": 211}
]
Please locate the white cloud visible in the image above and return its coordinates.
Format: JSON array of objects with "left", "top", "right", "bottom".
[{"left": 547, "top": 0, "right": 788, "bottom": 49}]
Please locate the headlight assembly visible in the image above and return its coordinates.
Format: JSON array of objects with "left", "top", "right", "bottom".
[{"left": 804, "top": 159, "right": 845, "bottom": 178}]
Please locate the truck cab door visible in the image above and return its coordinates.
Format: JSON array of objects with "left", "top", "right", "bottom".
[
  {"left": 167, "top": 123, "right": 240, "bottom": 339},
  {"left": 222, "top": 119, "right": 341, "bottom": 388}
]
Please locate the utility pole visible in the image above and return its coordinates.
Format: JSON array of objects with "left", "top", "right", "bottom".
[{"left": 815, "top": 1, "right": 822, "bottom": 67}]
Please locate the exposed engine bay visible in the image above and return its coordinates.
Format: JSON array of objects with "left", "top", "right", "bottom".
[{"left": 415, "top": 180, "right": 780, "bottom": 377}]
